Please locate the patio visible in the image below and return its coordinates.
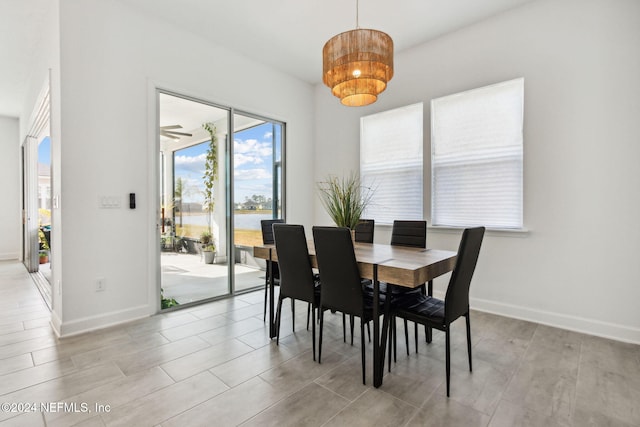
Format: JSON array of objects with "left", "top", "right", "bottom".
[{"left": 161, "top": 250, "right": 265, "bottom": 305}]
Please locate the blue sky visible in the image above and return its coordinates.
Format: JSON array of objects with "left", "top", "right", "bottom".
[
  {"left": 38, "top": 136, "right": 51, "bottom": 165},
  {"left": 173, "top": 122, "right": 280, "bottom": 204}
]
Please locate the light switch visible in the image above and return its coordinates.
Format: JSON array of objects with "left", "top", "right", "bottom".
[{"left": 99, "top": 196, "right": 121, "bottom": 209}]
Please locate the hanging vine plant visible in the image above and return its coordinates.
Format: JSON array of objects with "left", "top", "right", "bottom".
[{"left": 202, "top": 122, "right": 219, "bottom": 228}]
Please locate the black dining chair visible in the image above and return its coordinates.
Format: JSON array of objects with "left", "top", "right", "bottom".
[
  {"left": 345, "top": 219, "right": 375, "bottom": 342},
  {"left": 261, "top": 219, "right": 285, "bottom": 322},
  {"left": 354, "top": 219, "right": 375, "bottom": 243},
  {"left": 369, "top": 220, "right": 427, "bottom": 360},
  {"left": 273, "top": 224, "right": 322, "bottom": 360},
  {"left": 390, "top": 220, "right": 429, "bottom": 357},
  {"left": 261, "top": 219, "right": 313, "bottom": 330},
  {"left": 390, "top": 220, "right": 427, "bottom": 248},
  {"left": 313, "top": 226, "right": 385, "bottom": 385},
  {"left": 390, "top": 227, "right": 485, "bottom": 396}
]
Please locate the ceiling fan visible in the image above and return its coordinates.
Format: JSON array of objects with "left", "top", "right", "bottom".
[{"left": 160, "top": 125, "right": 192, "bottom": 140}]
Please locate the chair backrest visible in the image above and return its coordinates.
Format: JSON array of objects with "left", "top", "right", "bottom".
[
  {"left": 444, "top": 227, "right": 485, "bottom": 323},
  {"left": 261, "top": 219, "right": 285, "bottom": 244},
  {"left": 354, "top": 219, "right": 375, "bottom": 243},
  {"left": 390, "top": 220, "right": 427, "bottom": 248},
  {"left": 312, "top": 226, "right": 364, "bottom": 316},
  {"left": 273, "top": 224, "right": 316, "bottom": 302}
]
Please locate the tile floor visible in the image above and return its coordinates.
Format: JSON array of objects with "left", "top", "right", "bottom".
[{"left": 1, "top": 260, "right": 639, "bottom": 426}]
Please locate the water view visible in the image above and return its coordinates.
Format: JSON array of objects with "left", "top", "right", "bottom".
[{"left": 177, "top": 213, "right": 274, "bottom": 230}]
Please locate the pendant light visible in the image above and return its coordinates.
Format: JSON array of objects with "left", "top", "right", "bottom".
[{"left": 322, "top": 0, "right": 394, "bottom": 106}]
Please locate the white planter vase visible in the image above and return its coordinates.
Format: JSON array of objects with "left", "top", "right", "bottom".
[{"left": 203, "top": 251, "right": 215, "bottom": 264}]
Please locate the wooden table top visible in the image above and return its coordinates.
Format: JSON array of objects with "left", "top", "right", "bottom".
[{"left": 254, "top": 241, "right": 457, "bottom": 288}]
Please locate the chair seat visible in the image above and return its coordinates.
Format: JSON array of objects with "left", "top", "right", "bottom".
[
  {"left": 362, "top": 290, "right": 386, "bottom": 311},
  {"left": 393, "top": 294, "right": 445, "bottom": 324},
  {"left": 364, "top": 281, "right": 423, "bottom": 297}
]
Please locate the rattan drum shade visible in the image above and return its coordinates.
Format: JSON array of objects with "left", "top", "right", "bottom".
[{"left": 322, "top": 28, "right": 394, "bottom": 107}]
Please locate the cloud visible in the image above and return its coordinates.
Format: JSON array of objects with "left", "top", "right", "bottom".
[
  {"left": 234, "top": 168, "right": 272, "bottom": 180},
  {"left": 235, "top": 153, "right": 264, "bottom": 167},
  {"left": 234, "top": 138, "right": 272, "bottom": 156},
  {"left": 234, "top": 137, "right": 272, "bottom": 168},
  {"left": 174, "top": 153, "right": 205, "bottom": 174},
  {"left": 263, "top": 131, "right": 273, "bottom": 139}
]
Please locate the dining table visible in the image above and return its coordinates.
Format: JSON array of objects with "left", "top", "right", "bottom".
[{"left": 253, "top": 240, "right": 457, "bottom": 388}]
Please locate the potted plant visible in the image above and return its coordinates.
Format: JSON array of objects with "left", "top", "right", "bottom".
[
  {"left": 202, "top": 244, "right": 216, "bottom": 264},
  {"left": 200, "top": 230, "right": 212, "bottom": 246},
  {"left": 38, "top": 228, "right": 50, "bottom": 264},
  {"left": 200, "top": 230, "right": 216, "bottom": 264},
  {"left": 317, "top": 172, "right": 374, "bottom": 230},
  {"left": 160, "top": 287, "right": 179, "bottom": 309}
]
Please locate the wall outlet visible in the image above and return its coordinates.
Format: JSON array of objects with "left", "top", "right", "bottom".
[{"left": 96, "top": 277, "right": 105, "bottom": 292}]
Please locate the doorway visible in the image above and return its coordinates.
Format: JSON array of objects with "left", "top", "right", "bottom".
[
  {"left": 159, "top": 93, "right": 230, "bottom": 307},
  {"left": 22, "top": 82, "right": 53, "bottom": 308},
  {"left": 158, "top": 91, "right": 285, "bottom": 310}
]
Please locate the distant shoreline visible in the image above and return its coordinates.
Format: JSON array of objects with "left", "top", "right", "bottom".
[{"left": 176, "top": 209, "right": 273, "bottom": 216}]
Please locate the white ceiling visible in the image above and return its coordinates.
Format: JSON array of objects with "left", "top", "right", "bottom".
[
  {"left": 0, "top": 0, "right": 537, "bottom": 118},
  {"left": 158, "top": 92, "right": 265, "bottom": 148}
]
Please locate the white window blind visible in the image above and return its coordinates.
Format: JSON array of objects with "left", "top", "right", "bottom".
[
  {"left": 361, "top": 103, "right": 423, "bottom": 224},
  {"left": 431, "top": 78, "right": 523, "bottom": 229}
]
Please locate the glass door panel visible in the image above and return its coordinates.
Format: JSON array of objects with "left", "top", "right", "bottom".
[
  {"left": 232, "top": 112, "right": 284, "bottom": 293},
  {"left": 159, "top": 93, "right": 231, "bottom": 308}
]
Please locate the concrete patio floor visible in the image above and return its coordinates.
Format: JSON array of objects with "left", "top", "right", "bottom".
[{"left": 161, "top": 252, "right": 265, "bottom": 305}]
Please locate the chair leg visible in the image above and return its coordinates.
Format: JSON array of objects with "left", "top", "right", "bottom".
[
  {"left": 319, "top": 309, "right": 324, "bottom": 364},
  {"left": 312, "top": 306, "right": 316, "bottom": 361},
  {"left": 388, "top": 317, "right": 393, "bottom": 372},
  {"left": 366, "top": 321, "right": 371, "bottom": 342},
  {"left": 306, "top": 303, "right": 311, "bottom": 330},
  {"left": 414, "top": 322, "right": 419, "bottom": 353},
  {"left": 361, "top": 319, "right": 366, "bottom": 385},
  {"left": 426, "top": 280, "right": 433, "bottom": 343},
  {"left": 275, "top": 296, "right": 284, "bottom": 346},
  {"left": 291, "top": 299, "right": 295, "bottom": 332},
  {"left": 393, "top": 317, "right": 397, "bottom": 363},
  {"left": 263, "top": 279, "right": 268, "bottom": 322},
  {"left": 404, "top": 319, "right": 409, "bottom": 355},
  {"left": 466, "top": 314, "right": 473, "bottom": 372},
  {"left": 342, "top": 313, "right": 346, "bottom": 343},
  {"left": 350, "top": 315, "right": 355, "bottom": 346},
  {"left": 445, "top": 328, "right": 451, "bottom": 397}
]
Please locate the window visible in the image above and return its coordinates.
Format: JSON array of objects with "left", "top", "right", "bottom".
[
  {"left": 360, "top": 103, "right": 423, "bottom": 224},
  {"left": 431, "top": 78, "right": 524, "bottom": 229}
]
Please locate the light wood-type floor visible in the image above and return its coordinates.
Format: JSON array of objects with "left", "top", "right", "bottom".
[{"left": 1, "top": 260, "right": 639, "bottom": 426}]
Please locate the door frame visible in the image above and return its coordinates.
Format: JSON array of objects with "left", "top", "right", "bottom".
[{"left": 152, "top": 87, "right": 286, "bottom": 312}]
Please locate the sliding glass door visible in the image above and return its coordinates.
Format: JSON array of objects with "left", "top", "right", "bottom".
[
  {"left": 232, "top": 113, "right": 284, "bottom": 293},
  {"left": 159, "top": 93, "right": 231, "bottom": 307},
  {"left": 158, "top": 91, "right": 284, "bottom": 309}
]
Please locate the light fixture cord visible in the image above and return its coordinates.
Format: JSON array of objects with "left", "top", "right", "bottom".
[{"left": 355, "top": 0, "right": 360, "bottom": 28}]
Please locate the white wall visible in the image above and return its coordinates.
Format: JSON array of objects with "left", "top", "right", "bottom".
[
  {"left": 56, "top": 0, "right": 315, "bottom": 335},
  {"left": 314, "top": 0, "right": 640, "bottom": 343},
  {"left": 0, "top": 116, "right": 20, "bottom": 260}
]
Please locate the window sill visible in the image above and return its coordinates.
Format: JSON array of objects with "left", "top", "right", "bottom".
[{"left": 428, "top": 225, "right": 529, "bottom": 238}]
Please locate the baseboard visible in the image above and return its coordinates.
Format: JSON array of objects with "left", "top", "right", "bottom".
[
  {"left": 56, "top": 305, "right": 152, "bottom": 338},
  {"left": 466, "top": 295, "right": 640, "bottom": 345},
  {"left": 0, "top": 252, "right": 19, "bottom": 261},
  {"left": 50, "top": 310, "right": 62, "bottom": 338}
]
